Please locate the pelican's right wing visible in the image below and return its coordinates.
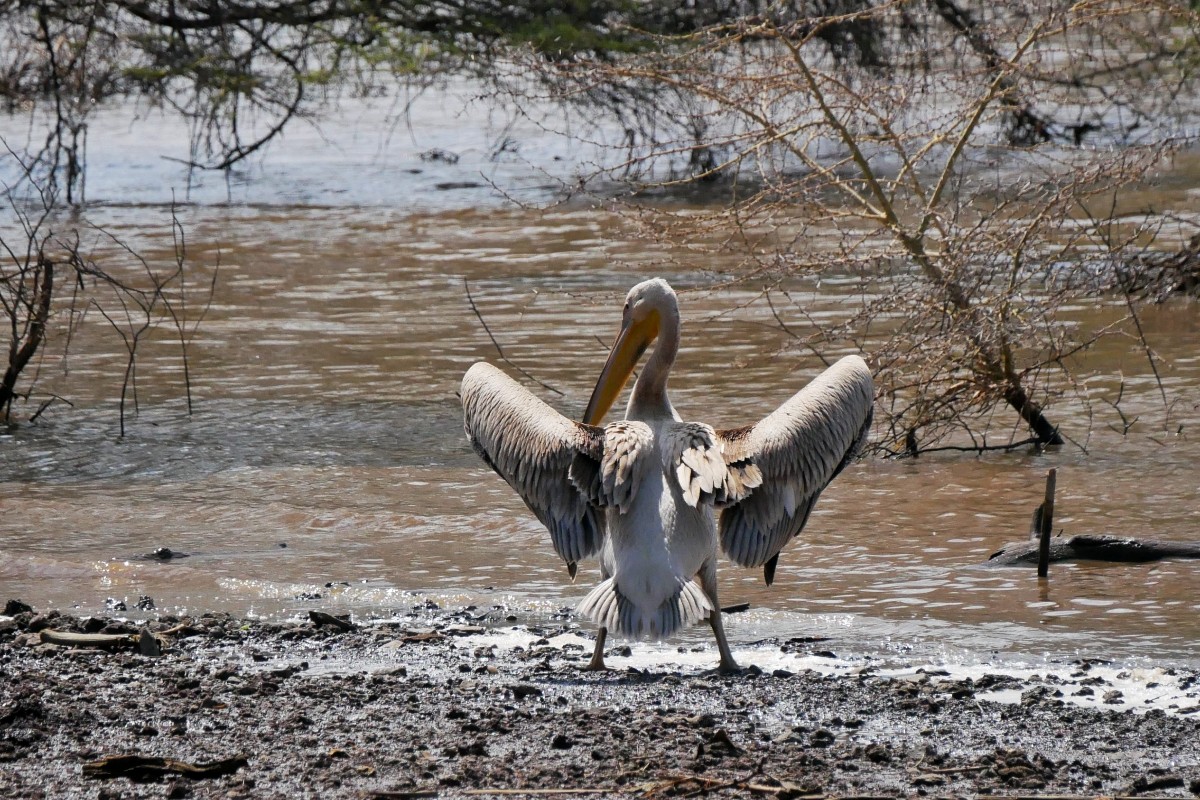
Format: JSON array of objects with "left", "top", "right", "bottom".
[
  {"left": 717, "top": 355, "right": 874, "bottom": 584},
  {"left": 460, "top": 362, "right": 606, "bottom": 570}
]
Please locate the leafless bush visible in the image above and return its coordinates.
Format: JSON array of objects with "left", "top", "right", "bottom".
[
  {"left": 2, "top": 148, "right": 214, "bottom": 432},
  {"left": 506, "top": 1, "right": 1199, "bottom": 453}
]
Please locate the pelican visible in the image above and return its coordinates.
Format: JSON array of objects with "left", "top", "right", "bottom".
[{"left": 460, "top": 278, "right": 872, "bottom": 672}]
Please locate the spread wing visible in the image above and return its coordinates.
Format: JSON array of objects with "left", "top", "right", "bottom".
[
  {"left": 460, "top": 362, "right": 606, "bottom": 570},
  {"left": 717, "top": 355, "right": 873, "bottom": 584}
]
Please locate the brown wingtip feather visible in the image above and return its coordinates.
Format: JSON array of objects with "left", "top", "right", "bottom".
[{"left": 721, "top": 424, "right": 754, "bottom": 442}]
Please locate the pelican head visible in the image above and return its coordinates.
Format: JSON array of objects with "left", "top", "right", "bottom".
[{"left": 583, "top": 278, "right": 678, "bottom": 426}]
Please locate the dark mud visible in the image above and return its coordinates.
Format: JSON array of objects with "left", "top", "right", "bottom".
[{"left": 3, "top": 603, "right": 1200, "bottom": 799}]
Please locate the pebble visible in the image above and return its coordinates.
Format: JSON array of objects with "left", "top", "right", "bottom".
[
  {"left": 4, "top": 599, "right": 33, "bottom": 615},
  {"left": 27, "top": 613, "right": 58, "bottom": 632},
  {"left": 137, "top": 627, "right": 163, "bottom": 657}
]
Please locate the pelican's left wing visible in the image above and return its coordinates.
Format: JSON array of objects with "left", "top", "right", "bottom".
[
  {"left": 461, "top": 362, "right": 606, "bottom": 572},
  {"left": 717, "top": 355, "right": 873, "bottom": 585}
]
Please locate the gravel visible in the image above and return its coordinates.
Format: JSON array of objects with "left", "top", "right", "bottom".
[{"left": 3, "top": 603, "right": 1200, "bottom": 799}]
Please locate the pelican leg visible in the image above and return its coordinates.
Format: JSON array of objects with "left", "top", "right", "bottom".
[
  {"left": 699, "top": 558, "right": 740, "bottom": 674},
  {"left": 585, "top": 626, "right": 609, "bottom": 671},
  {"left": 585, "top": 564, "right": 613, "bottom": 672}
]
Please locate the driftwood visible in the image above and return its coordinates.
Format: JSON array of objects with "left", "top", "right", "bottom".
[
  {"left": 989, "top": 471, "right": 1200, "bottom": 568},
  {"left": 83, "top": 754, "right": 248, "bottom": 781},
  {"left": 989, "top": 535, "right": 1200, "bottom": 566},
  {"left": 39, "top": 630, "right": 136, "bottom": 649},
  {"left": 38, "top": 628, "right": 164, "bottom": 655}
]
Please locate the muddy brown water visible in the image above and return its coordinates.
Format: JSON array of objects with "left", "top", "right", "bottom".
[{"left": 1, "top": 97, "right": 1198, "bottom": 669}]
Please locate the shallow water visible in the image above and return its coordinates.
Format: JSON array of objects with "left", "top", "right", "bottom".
[{"left": 2, "top": 95, "right": 1199, "bottom": 670}]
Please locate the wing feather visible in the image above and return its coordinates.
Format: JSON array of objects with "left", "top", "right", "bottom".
[
  {"left": 461, "top": 362, "right": 605, "bottom": 566},
  {"left": 718, "top": 355, "right": 873, "bottom": 578},
  {"left": 600, "top": 421, "right": 653, "bottom": 513},
  {"left": 662, "top": 422, "right": 752, "bottom": 509}
]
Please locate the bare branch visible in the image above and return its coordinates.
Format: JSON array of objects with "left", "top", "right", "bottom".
[{"left": 464, "top": 279, "right": 564, "bottom": 398}]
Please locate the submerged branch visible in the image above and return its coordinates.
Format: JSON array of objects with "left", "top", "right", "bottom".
[{"left": 989, "top": 535, "right": 1200, "bottom": 566}]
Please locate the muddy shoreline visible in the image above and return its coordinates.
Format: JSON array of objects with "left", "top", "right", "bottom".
[{"left": 3, "top": 602, "right": 1199, "bottom": 799}]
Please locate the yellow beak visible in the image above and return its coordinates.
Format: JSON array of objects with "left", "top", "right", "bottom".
[{"left": 582, "top": 310, "right": 659, "bottom": 425}]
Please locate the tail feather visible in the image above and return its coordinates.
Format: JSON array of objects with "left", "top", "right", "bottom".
[{"left": 579, "top": 577, "right": 712, "bottom": 640}]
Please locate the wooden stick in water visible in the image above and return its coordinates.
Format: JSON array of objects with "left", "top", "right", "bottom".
[{"left": 1038, "top": 468, "right": 1057, "bottom": 578}]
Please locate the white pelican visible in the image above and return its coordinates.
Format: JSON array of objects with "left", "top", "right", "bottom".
[{"left": 460, "top": 278, "right": 872, "bottom": 672}]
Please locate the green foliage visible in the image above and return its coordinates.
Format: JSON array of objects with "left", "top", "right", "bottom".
[{"left": 509, "top": 17, "right": 645, "bottom": 59}]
